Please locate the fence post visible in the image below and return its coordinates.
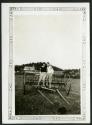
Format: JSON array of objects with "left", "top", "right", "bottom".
[{"left": 23, "top": 71, "right": 25, "bottom": 95}]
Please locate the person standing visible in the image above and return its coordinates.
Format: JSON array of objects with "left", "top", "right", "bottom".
[
  {"left": 38, "top": 63, "right": 47, "bottom": 87},
  {"left": 47, "top": 62, "right": 54, "bottom": 88}
]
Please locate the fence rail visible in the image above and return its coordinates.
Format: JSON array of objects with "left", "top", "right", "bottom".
[
  {"left": 21, "top": 72, "right": 68, "bottom": 86},
  {"left": 15, "top": 72, "right": 71, "bottom": 95}
]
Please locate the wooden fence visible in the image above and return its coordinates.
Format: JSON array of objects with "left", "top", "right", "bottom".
[
  {"left": 15, "top": 71, "right": 70, "bottom": 95},
  {"left": 23, "top": 71, "right": 68, "bottom": 86}
]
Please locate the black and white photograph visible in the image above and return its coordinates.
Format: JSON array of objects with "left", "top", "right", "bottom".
[
  {"left": 2, "top": 3, "right": 90, "bottom": 124},
  {"left": 14, "top": 8, "right": 81, "bottom": 115}
]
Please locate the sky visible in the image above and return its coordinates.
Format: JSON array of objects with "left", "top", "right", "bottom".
[{"left": 13, "top": 12, "right": 81, "bottom": 69}]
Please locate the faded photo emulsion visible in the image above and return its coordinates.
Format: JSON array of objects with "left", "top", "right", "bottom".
[{"left": 2, "top": 3, "right": 90, "bottom": 124}]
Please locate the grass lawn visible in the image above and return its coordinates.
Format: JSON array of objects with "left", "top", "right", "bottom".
[{"left": 15, "top": 74, "right": 80, "bottom": 115}]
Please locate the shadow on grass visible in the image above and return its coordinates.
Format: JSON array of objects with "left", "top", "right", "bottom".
[{"left": 15, "top": 85, "right": 80, "bottom": 115}]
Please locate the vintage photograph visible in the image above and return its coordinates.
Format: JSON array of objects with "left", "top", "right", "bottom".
[
  {"left": 14, "top": 11, "right": 81, "bottom": 115},
  {"left": 2, "top": 3, "right": 90, "bottom": 124}
]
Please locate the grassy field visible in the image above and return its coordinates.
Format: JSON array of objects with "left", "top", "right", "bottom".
[{"left": 15, "top": 74, "right": 80, "bottom": 115}]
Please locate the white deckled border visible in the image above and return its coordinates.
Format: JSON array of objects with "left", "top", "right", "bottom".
[{"left": 2, "top": 3, "right": 90, "bottom": 124}]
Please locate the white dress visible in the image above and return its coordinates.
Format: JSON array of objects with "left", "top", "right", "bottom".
[{"left": 47, "top": 66, "right": 54, "bottom": 74}]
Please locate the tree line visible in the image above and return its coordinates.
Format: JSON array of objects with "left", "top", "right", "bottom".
[{"left": 15, "top": 62, "right": 80, "bottom": 79}]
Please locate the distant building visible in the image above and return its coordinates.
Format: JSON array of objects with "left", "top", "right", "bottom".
[{"left": 24, "top": 65, "right": 35, "bottom": 73}]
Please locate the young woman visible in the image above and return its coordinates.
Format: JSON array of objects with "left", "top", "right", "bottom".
[{"left": 47, "top": 62, "right": 54, "bottom": 88}]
